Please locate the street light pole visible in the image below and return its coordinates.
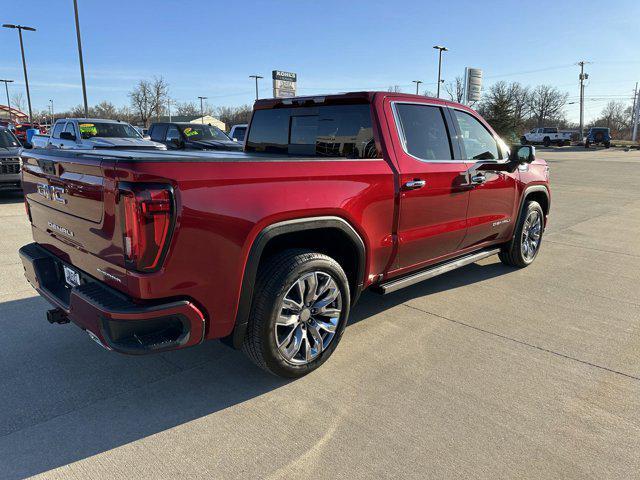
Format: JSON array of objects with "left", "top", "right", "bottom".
[
  {"left": 3, "top": 24, "right": 36, "bottom": 123},
  {"left": 249, "top": 75, "right": 263, "bottom": 100},
  {"left": 72, "top": 0, "right": 89, "bottom": 117},
  {"left": 577, "top": 61, "right": 590, "bottom": 142},
  {"left": 198, "top": 96, "right": 207, "bottom": 124},
  {"left": 49, "top": 99, "right": 54, "bottom": 126},
  {"left": 0, "top": 79, "right": 14, "bottom": 122},
  {"left": 412, "top": 80, "right": 423, "bottom": 95},
  {"left": 433, "top": 45, "right": 448, "bottom": 98}
]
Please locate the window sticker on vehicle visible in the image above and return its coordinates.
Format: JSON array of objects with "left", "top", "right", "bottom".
[
  {"left": 183, "top": 127, "right": 198, "bottom": 137},
  {"left": 79, "top": 123, "right": 97, "bottom": 136}
]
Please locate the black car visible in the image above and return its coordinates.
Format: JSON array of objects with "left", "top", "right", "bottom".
[{"left": 148, "top": 122, "right": 242, "bottom": 151}]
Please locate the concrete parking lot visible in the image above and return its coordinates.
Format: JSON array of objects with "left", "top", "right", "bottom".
[{"left": 1, "top": 148, "right": 639, "bottom": 479}]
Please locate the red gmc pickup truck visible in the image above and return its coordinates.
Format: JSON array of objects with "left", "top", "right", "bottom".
[{"left": 19, "top": 92, "right": 550, "bottom": 378}]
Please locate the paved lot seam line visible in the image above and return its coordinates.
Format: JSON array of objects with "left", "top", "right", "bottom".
[{"left": 402, "top": 304, "right": 640, "bottom": 382}]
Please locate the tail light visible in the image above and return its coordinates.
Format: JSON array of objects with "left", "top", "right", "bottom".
[{"left": 120, "top": 183, "right": 174, "bottom": 272}]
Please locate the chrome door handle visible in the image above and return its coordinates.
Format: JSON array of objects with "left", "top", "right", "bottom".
[
  {"left": 403, "top": 179, "right": 426, "bottom": 190},
  {"left": 470, "top": 173, "right": 486, "bottom": 185}
]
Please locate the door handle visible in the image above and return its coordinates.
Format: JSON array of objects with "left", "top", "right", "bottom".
[
  {"left": 403, "top": 179, "right": 426, "bottom": 190},
  {"left": 470, "top": 173, "right": 486, "bottom": 185}
]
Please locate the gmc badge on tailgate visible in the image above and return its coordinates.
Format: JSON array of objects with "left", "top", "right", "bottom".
[{"left": 37, "top": 183, "right": 67, "bottom": 205}]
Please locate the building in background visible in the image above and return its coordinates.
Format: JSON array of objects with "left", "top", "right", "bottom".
[{"left": 155, "top": 115, "right": 226, "bottom": 131}]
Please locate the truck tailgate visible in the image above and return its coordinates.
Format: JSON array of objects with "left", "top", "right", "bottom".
[{"left": 21, "top": 150, "right": 125, "bottom": 269}]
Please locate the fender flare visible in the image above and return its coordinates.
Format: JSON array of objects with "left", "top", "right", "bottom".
[
  {"left": 513, "top": 185, "right": 550, "bottom": 238},
  {"left": 231, "top": 216, "right": 366, "bottom": 349}
]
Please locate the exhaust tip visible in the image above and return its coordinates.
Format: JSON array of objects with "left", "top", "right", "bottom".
[{"left": 46, "top": 308, "right": 69, "bottom": 324}]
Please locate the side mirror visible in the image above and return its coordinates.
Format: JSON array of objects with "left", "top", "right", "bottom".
[
  {"left": 510, "top": 145, "right": 535, "bottom": 164},
  {"left": 60, "top": 131, "right": 76, "bottom": 141}
]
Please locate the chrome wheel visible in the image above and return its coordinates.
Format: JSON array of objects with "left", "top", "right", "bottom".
[
  {"left": 275, "top": 271, "right": 342, "bottom": 365},
  {"left": 521, "top": 210, "right": 542, "bottom": 261}
]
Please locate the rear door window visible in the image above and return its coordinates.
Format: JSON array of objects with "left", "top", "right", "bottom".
[
  {"left": 246, "top": 104, "right": 378, "bottom": 158},
  {"left": 150, "top": 124, "right": 167, "bottom": 142},
  {"left": 394, "top": 103, "right": 453, "bottom": 161}
]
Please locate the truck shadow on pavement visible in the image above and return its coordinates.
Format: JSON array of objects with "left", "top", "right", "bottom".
[{"left": 0, "top": 260, "right": 513, "bottom": 479}]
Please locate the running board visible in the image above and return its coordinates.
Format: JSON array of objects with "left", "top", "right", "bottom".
[{"left": 372, "top": 248, "right": 501, "bottom": 295}]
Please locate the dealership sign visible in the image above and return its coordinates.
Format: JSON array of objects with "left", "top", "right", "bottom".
[
  {"left": 273, "top": 70, "right": 297, "bottom": 98},
  {"left": 464, "top": 67, "right": 483, "bottom": 104}
]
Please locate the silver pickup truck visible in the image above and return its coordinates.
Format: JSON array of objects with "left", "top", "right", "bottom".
[
  {"left": 31, "top": 118, "right": 166, "bottom": 150},
  {"left": 0, "top": 127, "right": 22, "bottom": 191}
]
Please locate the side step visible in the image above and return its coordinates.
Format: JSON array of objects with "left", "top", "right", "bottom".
[{"left": 372, "top": 248, "right": 501, "bottom": 295}]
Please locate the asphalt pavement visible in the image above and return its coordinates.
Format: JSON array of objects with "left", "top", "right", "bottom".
[{"left": 0, "top": 147, "right": 638, "bottom": 479}]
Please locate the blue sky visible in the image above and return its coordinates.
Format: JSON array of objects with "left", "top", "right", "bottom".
[{"left": 1, "top": 0, "right": 638, "bottom": 123}]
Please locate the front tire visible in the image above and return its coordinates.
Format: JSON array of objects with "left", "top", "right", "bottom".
[
  {"left": 543, "top": 137, "right": 551, "bottom": 147},
  {"left": 604, "top": 141, "right": 611, "bottom": 148},
  {"left": 499, "top": 201, "right": 545, "bottom": 268},
  {"left": 243, "top": 250, "right": 350, "bottom": 378},
  {"left": 520, "top": 137, "right": 528, "bottom": 145}
]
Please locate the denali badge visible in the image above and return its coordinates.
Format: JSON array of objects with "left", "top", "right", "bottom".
[
  {"left": 37, "top": 183, "right": 67, "bottom": 204},
  {"left": 47, "top": 221, "right": 74, "bottom": 237}
]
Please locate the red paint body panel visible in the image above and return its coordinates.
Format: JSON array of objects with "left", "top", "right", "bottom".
[{"left": 20, "top": 92, "right": 550, "bottom": 351}]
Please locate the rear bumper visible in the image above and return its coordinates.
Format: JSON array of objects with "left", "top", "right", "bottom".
[{"left": 19, "top": 242, "right": 206, "bottom": 354}]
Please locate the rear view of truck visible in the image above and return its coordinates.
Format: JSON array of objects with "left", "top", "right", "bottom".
[{"left": 19, "top": 149, "right": 205, "bottom": 353}]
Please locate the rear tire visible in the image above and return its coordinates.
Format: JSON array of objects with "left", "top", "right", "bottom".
[
  {"left": 243, "top": 250, "right": 350, "bottom": 378},
  {"left": 543, "top": 137, "right": 551, "bottom": 147},
  {"left": 585, "top": 141, "right": 590, "bottom": 148},
  {"left": 520, "top": 137, "right": 528, "bottom": 145},
  {"left": 604, "top": 141, "right": 611, "bottom": 148},
  {"left": 499, "top": 201, "right": 545, "bottom": 268}
]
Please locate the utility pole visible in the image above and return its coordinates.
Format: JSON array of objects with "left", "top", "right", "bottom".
[
  {"left": 433, "top": 45, "right": 448, "bottom": 98},
  {"left": 49, "top": 99, "right": 54, "bottom": 126},
  {"left": 577, "top": 61, "right": 590, "bottom": 142},
  {"left": 73, "top": 0, "right": 89, "bottom": 117},
  {"left": 630, "top": 82, "right": 638, "bottom": 138},
  {"left": 0, "top": 79, "right": 13, "bottom": 121},
  {"left": 412, "top": 80, "right": 423, "bottom": 95},
  {"left": 3, "top": 24, "right": 36, "bottom": 123},
  {"left": 632, "top": 87, "right": 640, "bottom": 143},
  {"left": 198, "top": 96, "right": 207, "bottom": 124},
  {"left": 167, "top": 98, "right": 172, "bottom": 122},
  {"left": 249, "top": 75, "right": 263, "bottom": 100}
]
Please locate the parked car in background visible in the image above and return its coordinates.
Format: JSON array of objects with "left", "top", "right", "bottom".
[
  {"left": 149, "top": 122, "right": 242, "bottom": 151},
  {"left": 13, "top": 123, "right": 43, "bottom": 145},
  {"left": 585, "top": 127, "right": 611, "bottom": 148},
  {"left": 229, "top": 124, "right": 247, "bottom": 142},
  {"left": 19, "top": 91, "right": 550, "bottom": 378},
  {"left": 31, "top": 118, "right": 166, "bottom": 150},
  {"left": 521, "top": 127, "right": 571, "bottom": 147},
  {"left": 0, "top": 127, "right": 22, "bottom": 191}
]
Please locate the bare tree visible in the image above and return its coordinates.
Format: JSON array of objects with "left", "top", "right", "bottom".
[
  {"left": 175, "top": 101, "right": 200, "bottom": 117},
  {"left": 527, "top": 85, "right": 568, "bottom": 127},
  {"left": 387, "top": 85, "right": 403, "bottom": 93},
  {"left": 128, "top": 76, "right": 168, "bottom": 127},
  {"left": 10, "top": 92, "right": 26, "bottom": 113},
  {"left": 445, "top": 76, "right": 465, "bottom": 103},
  {"left": 214, "top": 105, "right": 252, "bottom": 129},
  {"left": 93, "top": 101, "right": 118, "bottom": 119}
]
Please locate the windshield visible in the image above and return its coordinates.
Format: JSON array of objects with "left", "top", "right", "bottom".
[
  {"left": 78, "top": 122, "right": 142, "bottom": 139},
  {"left": 0, "top": 130, "right": 20, "bottom": 148},
  {"left": 179, "top": 124, "right": 229, "bottom": 142}
]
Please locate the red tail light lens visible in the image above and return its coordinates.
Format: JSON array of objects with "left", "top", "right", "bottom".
[{"left": 121, "top": 184, "right": 174, "bottom": 272}]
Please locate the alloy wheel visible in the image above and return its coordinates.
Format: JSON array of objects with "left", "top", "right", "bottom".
[
  {"left": 274, "top": 271, "right": 342, "bottom": 365},
  {"left": 521, "top": 210, "right": 542, "bottom": 261}
]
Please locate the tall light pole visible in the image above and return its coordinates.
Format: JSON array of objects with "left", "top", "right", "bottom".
[
  {"left": 433, "top": 45, "right": 448, "bottom": 98},
  {"left": 49, "top": 99, "right": 54, "bottom": 126},
  {"left": 577, "top": 61, "right": 590, "bottom": 141},
  {"left": 198, "top": 96, "right": 207, "bottom": 124},
  {"left": 72, "top": 0, "right": 89, "bottom": 117},
  {"left": 3, "top": 24, "right": 36, "bottom": 123},
  {"left": 249, "top": 75, "right": 263, "bottom": 100},
  {"left": 412, "top": 80, "right": 423, "bottom": 95},
  {"left": 0, "top": 79, "right": 13, "bottom": 122}
]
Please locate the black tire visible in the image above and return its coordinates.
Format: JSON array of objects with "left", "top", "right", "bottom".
[
  {"left": 604, "top": 141, "right": 611, "bottom": 148},
  {"left": 585, "top": 141, "right": 590, "bottom": 149},
  {"left": 242, "top": 249, "right": 350, "bottom": 378},
  {"left": 520, "top": 137, "right": 528, "bottom": 145},
  {"left": 543, "top": 137, "right": 551, "bottom": 147},
  {"left": 499, "top": 200, "right": 545, "bottom": 268}
]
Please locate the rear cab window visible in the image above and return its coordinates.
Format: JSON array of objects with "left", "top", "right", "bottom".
[
  {"left": 51, "top": 122, "right": 65, "bottom": 139},
  {"left": 246, "top": 104, "right": 378, "bottom": 158}
]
